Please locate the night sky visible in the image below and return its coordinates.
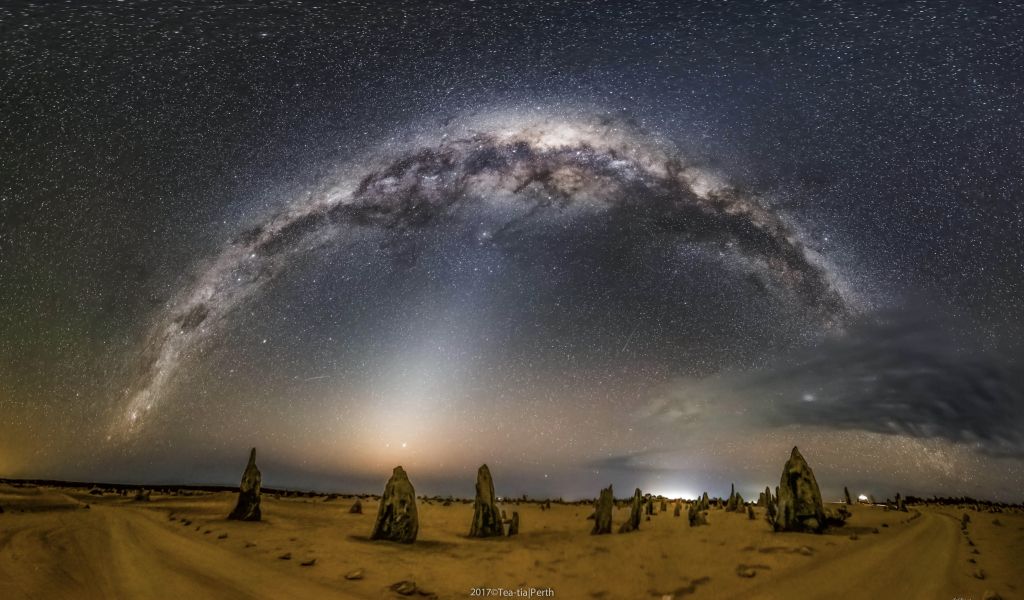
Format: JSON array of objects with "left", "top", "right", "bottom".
[{"left": 2, "top": 1, "right": 1023, "bottom": 502}]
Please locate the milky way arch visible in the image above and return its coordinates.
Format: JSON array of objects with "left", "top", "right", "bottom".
[{"left": 111, "top": 115, "right": 851, "bottom": 438}]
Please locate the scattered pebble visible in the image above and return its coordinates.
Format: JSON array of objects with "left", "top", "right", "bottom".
[
  {"left": 736, "top": 563, "right": 771, "bottom": 578},
  {"left": 390, "top": 580, "right": 417, "bottom": 595},
  {"left": 278, "top": 552, "right": 292, "bottom": 560},
  {"left": 300, "top": 558, "right": 316, "bottom": 567},
  {"left": 344, "top": 568, "right": 365, "bottom": 580}
]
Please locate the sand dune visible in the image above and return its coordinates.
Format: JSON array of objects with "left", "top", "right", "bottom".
[{"left": 0, "top": 483, "right": 1019, "bottom": 599}]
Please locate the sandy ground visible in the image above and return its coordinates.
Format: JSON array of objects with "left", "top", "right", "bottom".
[{"left": 0, "top": 483, "right": 1020, "bottom": 600}]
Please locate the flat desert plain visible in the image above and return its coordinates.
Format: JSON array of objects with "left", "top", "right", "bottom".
[{"left": 0, "top": 483, "right": 1020, "bottom": 599}]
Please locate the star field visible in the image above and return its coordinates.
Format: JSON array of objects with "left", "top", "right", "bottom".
[{"left": 1, "top": 1, "right": 1022, "bottom": 502}]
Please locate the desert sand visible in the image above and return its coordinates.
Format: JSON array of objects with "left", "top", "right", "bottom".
[{"left": 0, "top": 482, "right": 1020, "bottom": 600}]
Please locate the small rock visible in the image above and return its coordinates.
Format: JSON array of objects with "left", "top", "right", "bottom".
[
  {"left": 300, "top": 558, "right": 316, "bottom": 566},
  {"left": 390, "top": 580, "right": 417, "bottom": 595},
  {"left": 278, "top": 552, "right": 292, "bottom": 560},
  {"left": 735, "top": 564, "right": 769, "bottom": 578},
  {"left": 797, "top": 546, "right": 814, "bottom": 556},
  {"left": 849, "top": 533, "right": 859, "bottom": 540},
  {"left": 982, "top": 590, "right": 1003, "bottom": 600},
  {"left": 344, "top": 568, "right": 365, "bottom": 580},
  {"left": 974, "top": 569, "right": 987, "bottom": 580}
]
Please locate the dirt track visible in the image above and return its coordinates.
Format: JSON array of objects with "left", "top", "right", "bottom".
[
  {"left": 740, "top": 510, "right": 963, "bottom": 599},
  {"left": 0, "top": 499, "right": 352, "bottom": 599}
]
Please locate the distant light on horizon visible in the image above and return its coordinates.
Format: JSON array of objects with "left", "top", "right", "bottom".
[{"left": 649, "top": 489, "right": 698, "bottom": 501}]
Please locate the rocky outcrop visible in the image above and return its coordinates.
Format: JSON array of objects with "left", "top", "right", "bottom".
[
  {"left": 618, "top": 488, "right": 643, "bottom": 533},
  {"left": 370, "top": 466, "right": 419, "bottom": 543},
  {"left": 349, "top": 499, "right": 363, "bottom": 514},
  {"left": 825, "top": 504, "right": 851, "bottom": 526},
  {"left": 227, "top": 449, "right": 261, "bottom": 521},
  {"left": 688, "top": 503, "right": 708, "bottom": 527},
  {"left": 507, "top": 511, "right": 520, "bottom": 536},
  {"left": 591, "top": 485, "right": 613, "bottom": 535},
  {"left": 769, "top": 446, "right": 826, "bottom": 533},
  {"left": 469, "top": 464, "right": 504, "bottom": 537},
  {"left": 726, "top": 483, "right": 739, "bottom": 512}
]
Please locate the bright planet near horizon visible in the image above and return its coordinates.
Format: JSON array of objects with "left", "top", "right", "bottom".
[{"left": 2, "top": 0, "right": 1023, "bottom": 506}]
